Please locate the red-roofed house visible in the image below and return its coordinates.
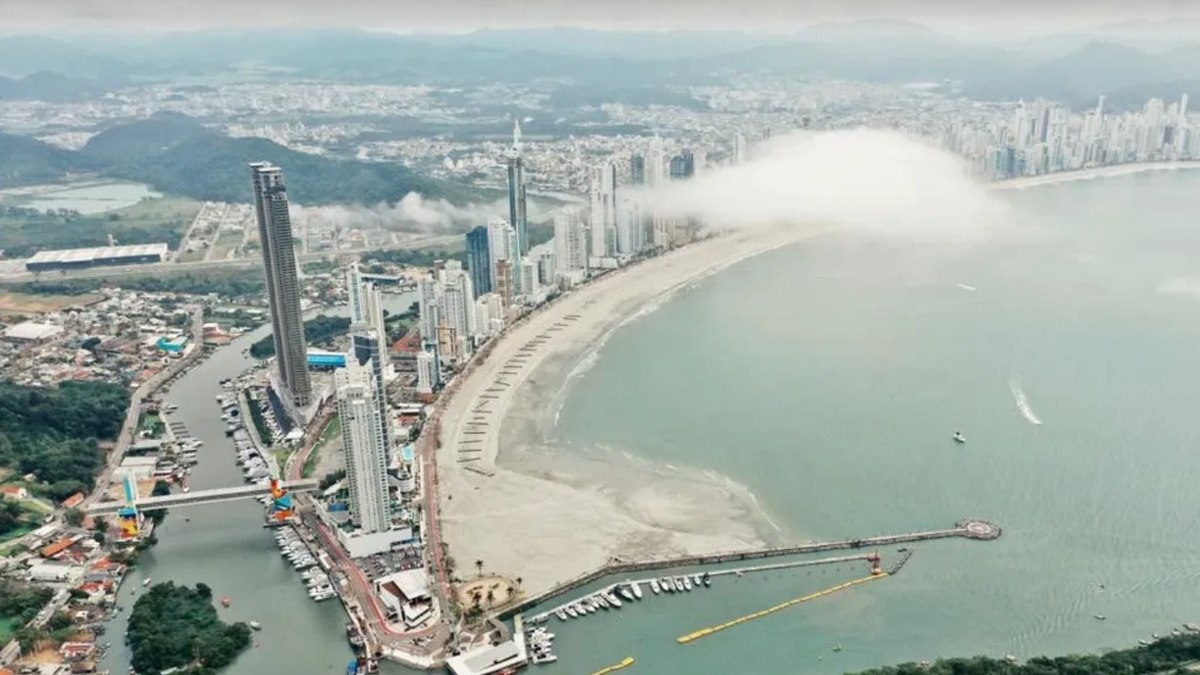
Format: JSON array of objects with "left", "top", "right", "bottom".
[
  {"left": 0, "top": 486, "right": 27, "bottom": 501},
  {"left": 61, "top": 492, "right": 85, "bottom": 509}
]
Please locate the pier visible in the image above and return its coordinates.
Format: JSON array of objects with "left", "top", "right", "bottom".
[{"left": 501, "top": 519, "right": 1000, "bottom": 620}]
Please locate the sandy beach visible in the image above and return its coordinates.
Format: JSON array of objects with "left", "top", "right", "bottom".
[
  {"left": 437, "top": 223, "right": 824, "bottom": 595},
  {"left": 435, "top": 159, "right": 1200, "bottom": 597}
]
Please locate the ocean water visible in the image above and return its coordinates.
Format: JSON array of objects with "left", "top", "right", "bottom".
[{"left": 546, "top": 170, "right": 1200, "bottom": 673}]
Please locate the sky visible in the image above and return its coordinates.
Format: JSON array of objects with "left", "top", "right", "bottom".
[{"left": 2, "top": 0, "right": 1200, "bottom": 35}]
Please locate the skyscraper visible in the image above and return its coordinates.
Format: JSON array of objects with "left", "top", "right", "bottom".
[
  {"left": 553, "top": 209, "right": 587, "bottom": 274},
  {"left": 733, "top": 133, "right": 747, "bottom": 165},
  {"left": 465, "top": 225, "right": 492, "bottom": 296},
  {"left": 351, "top": 330, "right": 391, "bottom": 455},
  {"left": 486, "top": 219, "right": 514, "bottom": 293},
  {"left": 250, "top": 162, "right": 311, "bottom": 408},
  {"left": 417, "top": 276, "right": 440, "bottom": 347},
  {"left": 630, "top": 153, "right": 646, "bottom": 185},
  {"left": 646, "top": 136, "right": 665, "bottom": 188},
  {"left": 346, "top": 264, "right": 391, "bottom": 381},
  {"left": 335, "top": 359, "right": 390, "bottom": 533},
  {"left": 589, "top": 163, "right": 617, "bottom": 258},
  {"left": 506, "top": 120, "right": 528, "bottom": 276},
  {"left": 669, "top": 150, "right": 695, "bottom": 180}
]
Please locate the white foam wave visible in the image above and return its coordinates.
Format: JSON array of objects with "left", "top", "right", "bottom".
[
  {"left": 747, "top": 492, "right": 784, "bottom": 532},
  {"left": 957, "top": 283, "right": 977, "bottom": 292},
  {"left": 1009, "top": 377, "right": 1043, "bottom": 425}
]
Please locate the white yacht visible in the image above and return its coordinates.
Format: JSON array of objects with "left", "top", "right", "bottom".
[
  {"left": 565, "top": 606, "right": 578, "bottom": 618},
  {"left": 692, "top": 574, "right": 703, "bottom": 587},
  {"left": 594, "top": 594, "right": 610, "bottom": 609},
  {"left": 630, "top": 582, "right": 643, "bottom": 600},
  {"left": 618, "top": 586, "right": 635, "bottom": 603},
  {"left": 662, "top": 577, "right": 674, "bottom": 592},
  {"left": 606, "top": 592, "right": 622, "bottom": 608},
  {"left": 650, "top": 579, "right": 661, "bottom": 594},
  {"left": 555, "top": 609, "right": 568, "bottom": 621},
  {"left": 681, "top": 576, "right": 692, "bottom": 591}
]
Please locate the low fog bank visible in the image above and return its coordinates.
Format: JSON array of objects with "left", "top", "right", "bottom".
[
  {"left": 644, "top": 129, "right": 1005, "bottom": 241},
  {"left": 294, "top": 193, "right": 509, "bottom": 234}
]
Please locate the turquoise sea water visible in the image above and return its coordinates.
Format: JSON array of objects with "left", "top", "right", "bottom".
[{"left": 544, "top": 170, "right": 1200, "bottom": 673}]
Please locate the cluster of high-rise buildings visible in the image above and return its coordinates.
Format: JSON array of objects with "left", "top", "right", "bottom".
[
  {"left": 942, "top": 94, "right": 1197, "bottom": 180},
  {"left": 413, "top": 124, "right": 717, "bottom": 399},
  {"left": 252, "top": 162, "right": 411, "bottom": 543}
]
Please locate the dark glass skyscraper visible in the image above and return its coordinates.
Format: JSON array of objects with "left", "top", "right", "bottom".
[
  {"left": 630, "top": 153, "right": 646, "bottom": 185},
  {"left": 506, "top": 120, "right": 528, "bottom": 257},
  {"left": 465, "top": 225, "right": 492, "bottom": 296},
  {"left": 669, "top": 150, "right": 695, "bottom": 180},
  {"left": 250, "top": 162, "right": 311, "bottom": 408}
]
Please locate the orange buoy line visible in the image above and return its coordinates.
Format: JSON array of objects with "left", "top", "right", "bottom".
[
  {"left": 589, "top": 656, "right": 635, "bottom": 674},
  {"left": 677, "top": 573, "right": 888, "bottom": 644}
]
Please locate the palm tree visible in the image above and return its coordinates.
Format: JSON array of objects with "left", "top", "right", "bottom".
[
  {"left": 515, "top": 577, "right": 523, "bottom": 593},
  {"left": 474, "top": 559, "right": 484, "bottom": 578},
  {"left": 485, "top": 589, "right": 495, "bottom": 607}
]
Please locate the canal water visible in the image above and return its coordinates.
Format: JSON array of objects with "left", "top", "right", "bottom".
[
  {"left": 539, "top": 169, "right": 1200, "bottom": 673},
  {"left": 100, "top": 294, "right": 421, "bottom": 675}
]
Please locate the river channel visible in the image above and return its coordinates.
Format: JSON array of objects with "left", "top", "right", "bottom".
[{"left": 100, "top": 294, "right": 419, "bottom": 675}]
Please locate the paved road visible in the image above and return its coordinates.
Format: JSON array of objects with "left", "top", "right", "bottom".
[{"left": 88, "top": 307, "right": 205, "bottom": 508}]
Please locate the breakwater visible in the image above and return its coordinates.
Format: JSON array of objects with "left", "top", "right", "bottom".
[{"left": 499, "top": 519, "right": 999, "bottom": 619}]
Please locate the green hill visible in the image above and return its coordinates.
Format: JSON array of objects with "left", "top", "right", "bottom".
[{"left": 1, "top": 115, "right": 474, "bottom": 205}]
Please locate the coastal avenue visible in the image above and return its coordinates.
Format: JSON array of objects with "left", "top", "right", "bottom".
[{"left": 98, "top": 295, "right": 421, "bottom": 675}]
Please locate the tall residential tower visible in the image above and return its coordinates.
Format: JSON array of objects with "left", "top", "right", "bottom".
[
  {"left": 250, "top": 162, "right": 311, "bottom": 408},
  {"left": 335, "top": 359, "right": 391, "bottom": 534}
]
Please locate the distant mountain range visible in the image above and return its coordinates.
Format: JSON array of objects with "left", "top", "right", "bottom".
[
  {"left": 1, "top": 23, "right": 1199, "bottom": 108},
  {"left": 0, "top": 114, "right": 474, "bottom": 205}
]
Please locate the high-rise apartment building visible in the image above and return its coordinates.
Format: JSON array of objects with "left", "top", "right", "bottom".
[
  {"left": 250, "top": 162, "right": 311, "bottom": 408},
  {"left": 417, "top": 276, "right": 440, "bottom": 347},
  {"left": 465, "top": 225, "right": 492, "bottom": 296},
  {"left": 350, "top": 330, "right": 391, "bottom": 454},
  {"left": 630, "top": 153, "right": 646, "bottom": 185},
  {"left": 589, "top": 163, "right": 617, "bottom": 258},
  {"left": 335, "top": 359, "right": 391, "bottom": 533},
  {"left": 486, "top": 219, "right": 514, "bottom": 292},
  {"left": 553, "top": 209, "right": 587, "bottom": 274},
  {"left": 346, "top": 264, "right": 391, "bottom": 381}
]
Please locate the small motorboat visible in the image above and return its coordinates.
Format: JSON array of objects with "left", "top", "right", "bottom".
[
  {"left": 221, "top": 596, "right": 231, "bottom": 608},
  {"left": 142, "top": 578, "right": 151, "bottom": 587},
  {"left": 249, "top": 620, "right": 262, "bottom": 631},
  {"left": 1094, "top": 614, "right": 1106, "bottom": 621},
  {"left": 953, "top": 431, "right": 966, "bottom": 444}
]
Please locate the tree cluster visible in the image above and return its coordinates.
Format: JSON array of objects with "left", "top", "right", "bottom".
[
  {"left": 0, "top": 380, "right": 129, "bottom": 501},
  {"left": 126, "top": 582, "right": 251, "bottom": 675},
  {"left": 248, "top": 314, "right": 351, "bottom": 359},
  {"left": 853, "top": 633, "right": 1200, "bottom": 675}
]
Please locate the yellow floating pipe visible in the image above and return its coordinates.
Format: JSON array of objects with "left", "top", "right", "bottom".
[
  {"left": 589, "top": 656, "right": 636, "bottom": 675},
  {"left": 677, "top": 573, "right": 887, "bottom": 644}
]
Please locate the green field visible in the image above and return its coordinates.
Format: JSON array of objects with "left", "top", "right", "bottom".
[
  {"left": 210, "top": 229, "right": 244, "bottom": 260},
  {"left": 0, "top": 193, "right": 201, "bottom": 257},
  {"left": 303, "top": 416, "right": 341, "bottom": 478}
]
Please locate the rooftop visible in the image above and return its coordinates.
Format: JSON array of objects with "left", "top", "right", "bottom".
[{"left": 26, "top": 243, "right": 170, "bottom": 265}]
